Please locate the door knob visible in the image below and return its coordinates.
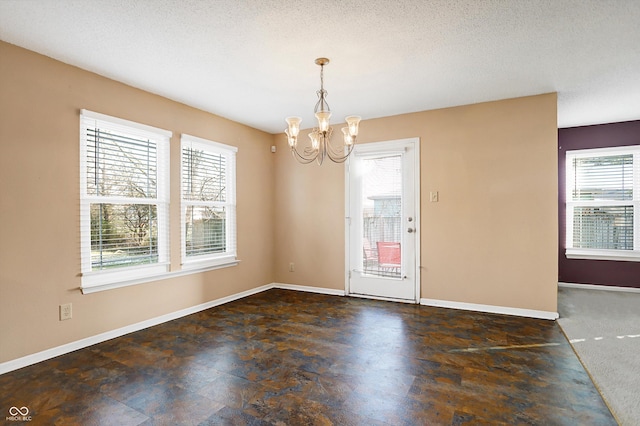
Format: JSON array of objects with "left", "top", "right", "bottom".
[{"left": 407, "top": 228, "right": 415, "bottom": 233}]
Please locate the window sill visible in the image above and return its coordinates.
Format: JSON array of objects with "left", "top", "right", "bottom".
[
  {"left": 81, "top": 259, "right": 239, "bottom": 294},
  {"left": 565, "top": 249, "right": 640, "bottom": 262},
  {"left": 181, "top": 254, "right": 238, "bottom": 271}
]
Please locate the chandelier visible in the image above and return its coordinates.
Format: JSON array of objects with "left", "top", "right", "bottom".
[{"left": 285, "top": 58, "right": 361, "bottom": 165}]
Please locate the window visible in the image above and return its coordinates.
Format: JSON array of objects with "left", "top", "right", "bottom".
[
  {"left": 80, "top": 110, "right": 171, "bottom": 289},
  {"left": 566, "top": 146, "right": 640, "bottom": 261},
  {"left": 181, "top": 134, "right": 237, "bottom": 268}
]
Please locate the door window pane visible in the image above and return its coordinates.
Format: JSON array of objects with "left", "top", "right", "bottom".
[{"left": 361, "top": 155, "right": 402, "bottom": 278}]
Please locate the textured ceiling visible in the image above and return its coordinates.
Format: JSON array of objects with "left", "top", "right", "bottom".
[{"left": 1, "top": 0, "right": 639, "bottom": 134}]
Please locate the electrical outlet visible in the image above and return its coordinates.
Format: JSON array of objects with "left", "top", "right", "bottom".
[
  {"left": 289, "top": 262, "right": 295, "bottom": 272},
  {"left": 60, "top": 303, "right": 72, "bottom": 321}
]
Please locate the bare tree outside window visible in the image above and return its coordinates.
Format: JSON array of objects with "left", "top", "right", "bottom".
[
  {"left": 181, "top": 136, "right": 236, "bottom": 263},
  {"left": 86, "top": 127, "right": 160, "bottom": 269}
]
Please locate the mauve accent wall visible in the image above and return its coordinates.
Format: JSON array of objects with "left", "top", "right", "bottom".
[{"left": 558, "top": 119, "right": 640, "bottom": 288}]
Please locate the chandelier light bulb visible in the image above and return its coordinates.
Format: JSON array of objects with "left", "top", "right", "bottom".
[
  {"left": 285, "top": 116, "right": 302, "bottom": 147},
  {"left": 345, "top": 116, "right": 361, "bottom": 136},
  {"left": 315, "top": 111, "right": 331, "bottom": 133},
  {"left": 285, "top": 129, "right": 295, "bottom": 147},
  {"left": 285, "top": 116, "right": 302, "bottom": 137},
  {"left": 342, "top": 127, "right": 354, "bottom": 146},
  {"left": 309, "top": 130, "right": 320, "bottom": 151}
]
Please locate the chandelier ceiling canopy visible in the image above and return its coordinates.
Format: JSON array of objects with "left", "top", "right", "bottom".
[{"left": 285, "top": 58, "right": 361, "bottom": 165}]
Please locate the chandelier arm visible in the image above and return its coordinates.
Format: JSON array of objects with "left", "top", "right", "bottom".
[
  {"left": 326, "top": 135, "right": 349, "bottom": 156},
  {"left": 290, "top": 146, "right": 319, "bottom": 164},
  {"left": 303, "top": 146, "right": 320, "bottom": 157},
  {"left": 326, "top": 131, "right": 354, "bottom": 158},
  {"left": 318, "top": 132, "right": 329, "bottom": 165},
  {"left": 326, "top": 141, "right": 355, "bottom": 163}
]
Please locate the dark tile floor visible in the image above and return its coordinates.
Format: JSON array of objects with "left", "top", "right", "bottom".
[{"left": 1, "top": 289, "right": 615, "bottom": 425}]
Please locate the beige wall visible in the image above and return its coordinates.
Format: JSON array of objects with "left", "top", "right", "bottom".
[
  {"left": 274, "top": 94, "right": 558, "bottom": 313},
  {"left": 0, "top": 42, "right": 275, "bottom": 363},
  {"left": 0, "top": 40, "right": 558, "bottom": 365}
]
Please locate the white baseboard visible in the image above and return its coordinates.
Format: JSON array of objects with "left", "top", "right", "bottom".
[
  {"left": 0, "top": 284, "right": 272, "bottom": 375},
  {"left": 420, "top": 298, "right": 559, "bottom": 320},
  {"left": 559, "top": 282, "right": 640, "bottom": 294},
  {"left": 347, "top": 293, "right": 417, "bottom": 304},
  {"left": 272, "top": 283, "right": 345, "bottom": 296},
  {"left": 2, "top": 281, "right": 562, "bottom": 375},
  {"left": 0, "top": 283, "right": 345, "bottom": 375}
]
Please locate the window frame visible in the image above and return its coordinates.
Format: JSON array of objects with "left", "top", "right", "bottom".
[
  {"left": 79, "top": 110, "right": 172, "bottom": 291},
  {"left": 180, "top": 134, "right": 238, "bottom": 270},
  {"left": 565, "top": 145, "right": 640, "bottom": 262}
]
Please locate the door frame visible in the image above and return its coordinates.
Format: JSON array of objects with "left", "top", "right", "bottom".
[{"left": 344, "top": 137, "right": 421, "bottom": 303}]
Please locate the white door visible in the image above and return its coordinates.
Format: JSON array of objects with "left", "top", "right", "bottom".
[{"left": 346, "top": 138, "right": 420, "bottom": 302}]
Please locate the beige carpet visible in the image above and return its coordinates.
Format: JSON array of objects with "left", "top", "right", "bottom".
[{"left": 558, "top": 286, "right": 640, "bottom": 426}]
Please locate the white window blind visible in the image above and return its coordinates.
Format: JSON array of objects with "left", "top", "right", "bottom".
[
  {"left": 181, "top": 134, "right": 237, "bottom": 268},
  {"left": 80, "top": 110, "right": 171, "bottom": 289},
  {"left": 566, "top": 146, "right": 640, "bottom": 261}
]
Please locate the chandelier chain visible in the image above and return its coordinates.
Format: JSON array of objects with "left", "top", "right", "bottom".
[{"left": 315, "top": 62, "right": 329, "bottom": 114}]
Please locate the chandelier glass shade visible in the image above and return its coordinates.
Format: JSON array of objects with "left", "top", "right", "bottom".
[{"left": 285, "top": 58, "right": 361, "bottom": 165}]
